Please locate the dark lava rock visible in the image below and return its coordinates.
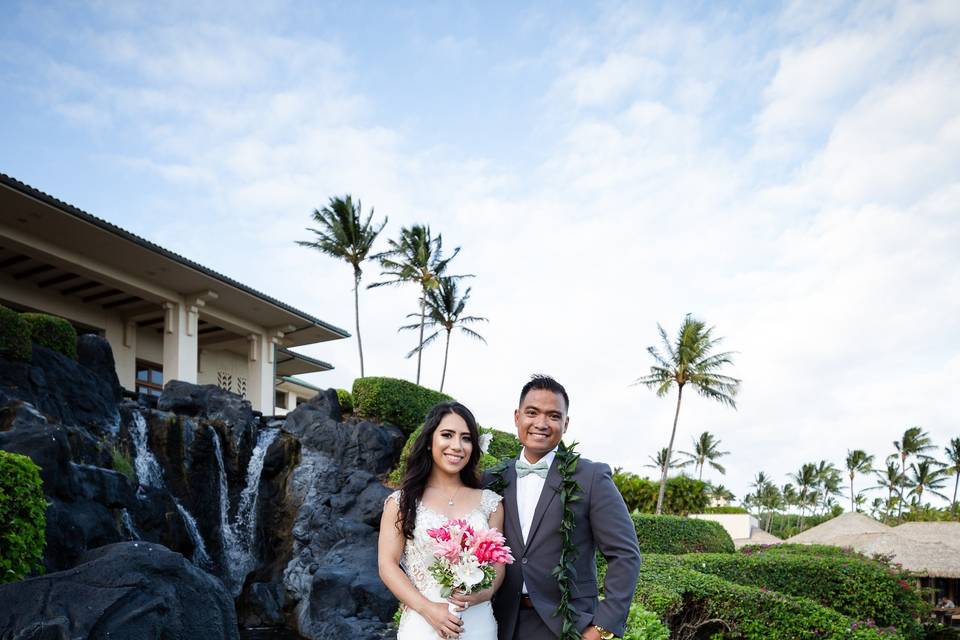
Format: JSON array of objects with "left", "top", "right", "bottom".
[
  {"left": 0, "top": 345, "right": 120, "bottom": 434},
  {"left": 0, "top": 541, "right": 239, "bottom": 640},
  {"left": 76, "top": 334, "right": 123, "bottom": 403}
]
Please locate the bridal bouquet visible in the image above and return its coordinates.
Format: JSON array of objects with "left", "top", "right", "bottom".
[{"left": 426, "top": 519, "right": 514, "bottom": 601}]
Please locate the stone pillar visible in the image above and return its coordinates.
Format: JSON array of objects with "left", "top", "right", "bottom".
[
  {"left": 162, "top": 301, "right": 198, "bottom": 385},
  {"left": 246, "top": 332, "right": 275, "bottom": 413},
  {"left": 105, "top": 318, "right": 137, "bottom": 390}
]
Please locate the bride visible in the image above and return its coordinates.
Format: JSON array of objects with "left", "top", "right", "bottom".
[{"left": 379, "top": 402, "right": 505, "bottom": 640}]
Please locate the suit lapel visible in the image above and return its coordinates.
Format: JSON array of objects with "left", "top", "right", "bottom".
[
  {"left": 503, "top": 461, "right": 525, "bottom": 554},
  {"left": 524, "top": 456, "right": 561, "bottom": 547}
]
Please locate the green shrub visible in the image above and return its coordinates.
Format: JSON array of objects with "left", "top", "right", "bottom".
[
  {"left": 674, "top": 551, "right": 925, "bottom": 636},
  {"left": 336, "top": 388, "right": 353, "bottom": 414},
  {"left": 20, "top": 313, "right": 77, "bottom": 359},
  {"left": 613, "top": 471, "right": 709, "bottom": 515},
  {"left": 352, "top": 377, "right": 452, "bottom": 436},
  {"left": 484, "top": 428, "right": 521, "bottom": 460},
  {"left": 634, "top": 555, "right": 905, "bottom": 640},
  {"left": 0, "top": 305, "right": 31, "bottom": 362},
  {"left": 632, "top": 513, "right": 735, "bottom": 554},
  {"left": 623, "top": 603, "right": 669, "bottom": 640},
  {"left": 0, "top": 451, "right": 46, "bottom": 583},
  {"left": 704, "top": 505, "right": 749, "bottom": 514}
]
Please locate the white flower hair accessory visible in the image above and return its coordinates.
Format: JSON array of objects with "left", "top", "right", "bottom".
[{"left": 479, "top": 432, "right": 493, "bottom": 454}]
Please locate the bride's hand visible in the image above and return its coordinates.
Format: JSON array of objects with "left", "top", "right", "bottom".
[
  {"left": 449, "top": 587, "right": 492, "bottom": 610},
  {"left": 422, "top": 601, "right": 463, "bottom": 639}
]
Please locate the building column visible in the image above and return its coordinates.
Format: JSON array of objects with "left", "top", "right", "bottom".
[
  {"left": 246, "top": 332, "right": 276, "bottom": 413},
  {"left": 162, "top": 301, "right": 198, "bottom": 384},
  {"left": 105, "top": 318, "right": 137, "bottom": 391}
]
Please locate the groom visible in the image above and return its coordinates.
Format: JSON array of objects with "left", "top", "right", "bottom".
[{"left": 485, "top": 375, "right": 641, "bottom": 640}]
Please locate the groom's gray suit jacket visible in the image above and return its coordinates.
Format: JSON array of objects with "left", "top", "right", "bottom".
[{"left": 486, "top": 456, "right": 641, "bottom": 639}]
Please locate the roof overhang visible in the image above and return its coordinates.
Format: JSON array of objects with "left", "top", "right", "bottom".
[
  {"left": 276, "top": 375, "right": 323, "bottom": 395},
  {"left": 276, "top": 347, "right": 333, "bottom": 376},
  {"left": 0, "top": 174, "right": 350, "bottom": 346}
]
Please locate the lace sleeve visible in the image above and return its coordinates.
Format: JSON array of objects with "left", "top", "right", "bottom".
[
  {"left": 385, "top": 489, "right": 401, "bottom": 506},
  {"left": 479, "top": 489, "right": 503, "bottom": 518}
]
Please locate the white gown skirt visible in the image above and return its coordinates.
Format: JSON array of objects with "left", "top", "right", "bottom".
[{"left": 397, "top": 600, "right": 498, "bottom": 640}]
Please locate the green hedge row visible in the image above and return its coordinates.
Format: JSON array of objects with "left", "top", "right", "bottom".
[
  {"left": 674, "top": 552, "right": 925, "bottom": 636},
  {"left": 352, "top": 377, "right": 453, "bottom": 436},
  {"left": 0, "top": 306, "right": 78, "bottom": 361},
  {"left": 632, "top": 513, "right": 735, "bottom": 554},
  {"left": 613, "top": 471, "right": 709, "bottom": 515},
  {"left": 634, "top": 555, "right": 905, "bottom": 640},
  {"left": 0, "top": 305, "right": 32, "bottom": 362},
  {"left": 0, "top": 451, "right": 46, "bottom": 583}
]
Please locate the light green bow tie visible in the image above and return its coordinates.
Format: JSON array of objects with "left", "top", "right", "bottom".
[{"left": 516, "top": 458, "right": 550, "bottom": 479}]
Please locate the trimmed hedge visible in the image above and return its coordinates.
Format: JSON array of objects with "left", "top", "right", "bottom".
[
  {"left": 613, "top": 471, "right": 709, "bottom": 515},
  {"left": 0, "top": 305, "right": 31, "bottom": 362},
  {"left": 674, "top": 552, "right": 925, "bottom": 637},
  {"left": 704, "top": 505, "right": 749, "bottom": 514},
  {"left": 632, "top": 513, "right": 735, "bottom": 554},
  {"left": 352, "top": 376, "right": 452, "bottom": 436},
  {"left": 0, "top": 451, "right": 46, "bottom": 583},
  {"left": 336, "top": 388, "right": 353, "bottom": 414},
  {"left": 20, "top": 313, "right": 77, "bottom": 359},
  {"left": 634, "top": 555, "right": 905, "bottom": 640}
]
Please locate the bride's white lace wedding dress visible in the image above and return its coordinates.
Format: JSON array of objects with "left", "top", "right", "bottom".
[{"left": 388, "top": 489, "right": 503, "bottom": 640}]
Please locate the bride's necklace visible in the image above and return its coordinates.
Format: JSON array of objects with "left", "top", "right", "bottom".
[{"left": 429, "top": 485, "right": 461, "bottom": 507}]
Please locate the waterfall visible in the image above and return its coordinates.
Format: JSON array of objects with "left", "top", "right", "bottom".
[
  {"left": 175, "top": 500, "right": 212, "bottom": 568},
  {"left": 130, "top": 411, "right": 164, "bottom": 488},
  {"left": 212, "top": 427, "right": 280, "bottom": 593},
  {"left": 121, "top": 508, "right": 141, "bottom": 540},
  {"left": 129, "top": 410, "right": 210, "bottom": 569}
]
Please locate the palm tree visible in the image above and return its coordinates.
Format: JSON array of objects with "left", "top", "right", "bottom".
[
  {"left": 633, "top": 315, "right": 740, "bottom": 514},
  {"left": 296, "top": 195, "right": 386, "bottom": 377},
  {"left": 869, "top": 461, "right": 904, "bottom": 523},
  {"left": 678, "top": 431, "right": 730, "bottom": 481},
  {"left": 708, "top": 484, "right": 735, "bottom": 505},
  {"left": 890, "top": 427, "right": 936, "bottom": 522},
  {"left": 811, "top": 460, "right": 842, "bottom": 516},
  {"left": 789, "top": 463, "right": 817, "bottom": 531},
  {"left": 399, "top": 277, "right": 487, "bottom": 392},
  {"left": 644, "top": 447, "right": 682, "bottom": 476},
  {"left": 945, "top": 437, "right": 960, "bottom": 511},
  {"left": 780, "top": 483, "right": 798, "bottom": 534},
  {"left": 907, "top": 459, "right": 948, "bottom": 508},
  {"left": 845, "top": 449, "right": 875, "bottom": 512},
  {"left": 759, "top": 482, "right": 782, "bottom": 532},
  {"left": 370, "top": 225, "right": 467, "bottom": 384}
]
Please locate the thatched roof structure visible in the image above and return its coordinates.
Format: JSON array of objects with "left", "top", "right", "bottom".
[
  {"left": 786, "top": 514, "right": 960, "bottom": 578},
  {"left": 786, "top": 511, "right": 890, "bottom": 545},
  {"left": 734, "top": 527, "right": 783, "bottom": 549}
]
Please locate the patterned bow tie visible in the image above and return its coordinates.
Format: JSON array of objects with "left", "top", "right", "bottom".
[{"left": 516, "top": 458, "right": 550, "bottom": 479}]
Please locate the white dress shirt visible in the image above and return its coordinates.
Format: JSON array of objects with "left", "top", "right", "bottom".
[{"left": 516, "top": 447, "right": 556, "bottom": 595}]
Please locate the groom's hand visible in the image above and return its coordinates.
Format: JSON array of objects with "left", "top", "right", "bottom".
[{"left": 581, "top": 626, "right": 603, "bottom": 640}]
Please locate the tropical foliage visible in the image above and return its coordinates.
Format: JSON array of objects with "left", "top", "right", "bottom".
[
  {"left": 678, "top": 431, "right": 728, "bottom": 480},
  {"left": 0, "top": 451, "right": 46, "bottom": 583},
  {"left": 613, "top": 471, "right": 710, "bottom": 515},
  {"left": 634, "top": 314, "right": 740, "bottom": 514}
]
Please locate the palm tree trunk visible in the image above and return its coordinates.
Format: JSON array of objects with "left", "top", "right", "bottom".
[
  {"left": 897, "top": 456, "right": 907, "bottom": 523},
  {"left": 439, "top": 330, "right": 451, "bottom": 392},
  {"left": 765, "top": 510, "right": 773, "bottom": 532},
  {"left": 353, "top": 270, "right": 364, "bottom": 377},
  {"left": 953, "top": 473, "right": 958, "bottom": 510},
  {"left": 415, "top": 293, "right": 426, "bottom": 385},
  {"left": 698, "top": 463, "right": 703, "bottom": 481},
  {"left": 656, "top": 384, "right": 683, "bottom": 515},
  {"left": 850, "top": 477, "right": 855, "bottom": 512}
]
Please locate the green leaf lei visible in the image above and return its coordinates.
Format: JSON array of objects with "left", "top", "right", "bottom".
[{"left": 488, "top": 443, "right": 582, "bottom": 640}]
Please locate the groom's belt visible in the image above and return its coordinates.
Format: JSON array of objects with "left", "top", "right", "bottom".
[{"left": 519, "top": 595, "right": 535, "bottom": 609}]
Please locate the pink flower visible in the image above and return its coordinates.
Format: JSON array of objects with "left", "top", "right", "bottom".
[
  {"left": 427, "top": 527, "right": 451, "bottom": 542},
  {"left": 469, "top": 528, "right": 515, "bottom": 566},
  {"left": 434, "top": 538, "right": 462, "bottom": 564}
]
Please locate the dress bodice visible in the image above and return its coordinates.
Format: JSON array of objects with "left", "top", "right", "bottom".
[{"left": 387, "top": 489, "right": 503, "bottom": 600}]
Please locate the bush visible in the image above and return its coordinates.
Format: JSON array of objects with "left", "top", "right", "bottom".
[
  {"left": 623, "top": 603, "right": 669, "bottom": 640},
  {"left": 613, "top": 471, "right": 709, "bottom": 515},
  {"left": 673, "top": 551, "right": 926, "bottom": 636},
  {"left": 632, "top": 513, "right": 735, "bottom": 554},
  {"left": 352, "top": 377, "right": 452, "bottom": 436},
  {"left": 704, "top": 505, "right": 749, "bottom": 514},
  {"left": 484, "top": 428, "right": 520, "bottom": 461},
  {"left": 0, "top": 305, "right": 31, "bottom": 362},
  {"left": 20, "top": 312, "right": 77, "bottom": 359},
  {"left": 634, "top": 555, "right": 905, "bottom": 640},
  {"left": 336, "top": 388, "right": 353, "bottom": 414},
  {"left": 0, "top": 451, "right": 46, "bottom": 583}
]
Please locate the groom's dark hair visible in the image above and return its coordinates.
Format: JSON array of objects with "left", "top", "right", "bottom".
[{"left": 519, "top": 374, "right": 569, "bottom": 413}]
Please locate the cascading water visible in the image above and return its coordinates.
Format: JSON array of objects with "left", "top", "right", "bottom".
[
  {"left": 131, "top": 410, "right": 164, "bottom": 488},
  {"left": 212, "top": 427, "right": 280, "bottom": 594},
  {"left": 129, "top": 410, "right": 211, "bottom": 568},
  {"left": 121, "top": 508, "right": 141, "bottom": 540}
]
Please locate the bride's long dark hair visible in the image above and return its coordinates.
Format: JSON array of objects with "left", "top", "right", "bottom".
[{"left": 397, "top": 401, "right": 482, "bottom": 540}]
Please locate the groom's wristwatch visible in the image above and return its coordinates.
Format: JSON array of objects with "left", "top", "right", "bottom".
[{"left": 592, "top": 625, "right": 615, "bottom": 639}]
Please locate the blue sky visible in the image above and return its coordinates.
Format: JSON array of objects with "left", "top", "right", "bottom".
[{"left": 2, "top": 0, "right": 959, "bottom": 508}]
